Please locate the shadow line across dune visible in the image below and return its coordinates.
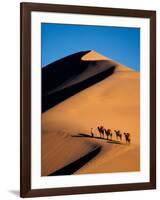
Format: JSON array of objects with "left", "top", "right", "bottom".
[
  {"left": 48, "top": 146, "right": 101, "bottom": 176},
  {"left": 47, "top": 132, "right": 125, "bottom": 176}
]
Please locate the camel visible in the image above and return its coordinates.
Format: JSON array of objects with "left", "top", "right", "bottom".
[
  {"left": 114, "top": 130, "right": 122, "bottom": 141},
  {"left": 97, "top": 126, "right": 105, "bottom": 138},
  {"left": 124, "top": 133, "right": 131, "bottom": 144},
  {"left": 104, "top": 129, "right": 112, "bottom": 140}
]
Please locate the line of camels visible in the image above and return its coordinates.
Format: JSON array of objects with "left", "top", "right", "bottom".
[{"left": 90, "top": 126, "right": 131, "bottom": 144}]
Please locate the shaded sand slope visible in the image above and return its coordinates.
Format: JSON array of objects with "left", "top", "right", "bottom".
[
  {"left": 42, "top": 50, "right": 116, "bottom": 112},
  {"left": 42, "top": 51, "right": 140, "bottom": 176}
]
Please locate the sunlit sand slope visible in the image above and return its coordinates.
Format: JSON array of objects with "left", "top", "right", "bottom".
[{"left": 42, "top": 50, "right": 140, "bottom": 176}]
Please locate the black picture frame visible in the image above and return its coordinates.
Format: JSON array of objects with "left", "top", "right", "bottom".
[{"left": 20, "top": 2, "right": 156, "bottom": 198}]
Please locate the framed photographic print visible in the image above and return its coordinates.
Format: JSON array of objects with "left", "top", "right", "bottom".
[{"left": 20, "top": 2, "right": 156, "bottom": 198}]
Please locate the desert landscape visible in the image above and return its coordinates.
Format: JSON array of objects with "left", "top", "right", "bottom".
[{"left": 41, "top": 50, "right": 140, "bottom": 176}]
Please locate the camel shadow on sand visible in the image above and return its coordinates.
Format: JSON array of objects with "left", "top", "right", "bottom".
[{"left": 72, "top": 133, "right": 125, "bottom": 145}]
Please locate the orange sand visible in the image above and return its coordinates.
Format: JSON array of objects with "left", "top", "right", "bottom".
[{"left": 42, "top": 51, "right": 140, "bottom": 176}]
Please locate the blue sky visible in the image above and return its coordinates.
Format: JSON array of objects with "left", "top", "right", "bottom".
[{"left": 41, "top": 23, "right": 140, "bottom": 71}]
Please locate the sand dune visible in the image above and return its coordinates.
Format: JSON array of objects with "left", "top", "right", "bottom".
[{"left": 42, "top": 50, "right": 140, "bottom": 176}]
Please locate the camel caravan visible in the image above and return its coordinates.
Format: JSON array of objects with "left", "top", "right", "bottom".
[{"left": 90, "top": 126, "right": 131, "bottom": 144}]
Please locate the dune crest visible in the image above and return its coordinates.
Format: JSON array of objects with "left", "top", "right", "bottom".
[
  {"left": 42, "top": 50, "right": 135, "bottom": 112},
  {"left": 82, "top": 50, "right": 134, "bottom": 72},
  {"left": 81, "top": 50, "right": 109, "bottom": 61}
]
